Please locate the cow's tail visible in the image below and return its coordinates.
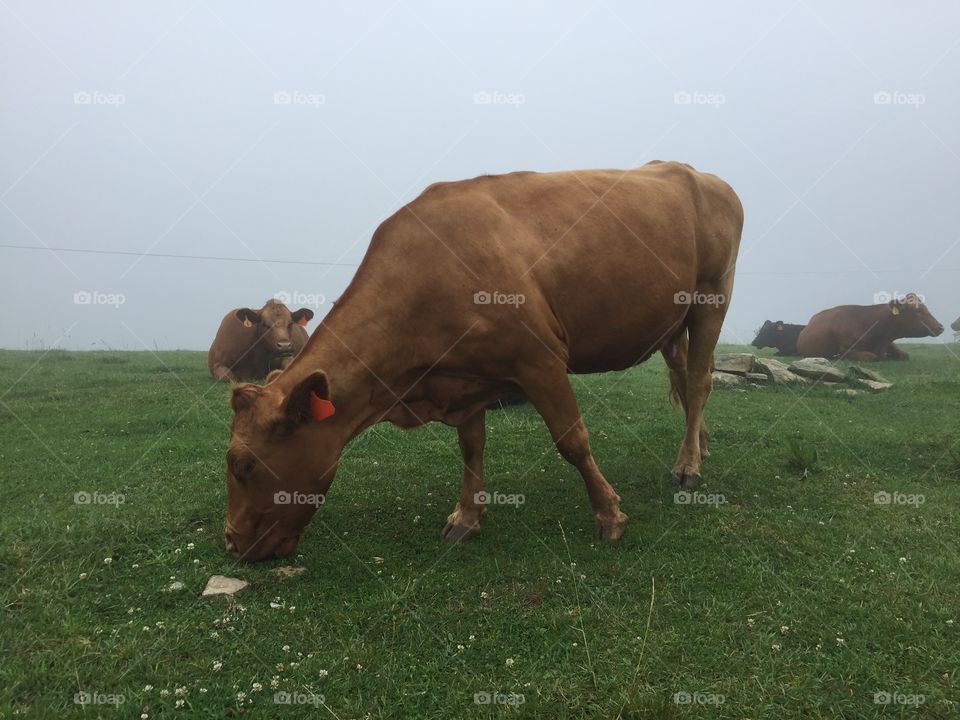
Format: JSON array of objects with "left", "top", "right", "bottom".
[
  {"left": 668, "top": 370, "right": 683, "bottom": 410},
  {"left": 662, "top": 324, "right": 689, "bottom": 411}
]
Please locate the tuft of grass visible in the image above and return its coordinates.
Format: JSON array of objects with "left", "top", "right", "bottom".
[{"left": 785, "top": 438, "right": 820, "bottom": 478}]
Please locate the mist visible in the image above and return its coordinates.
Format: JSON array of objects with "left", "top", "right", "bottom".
[{"left": 2, "top": 1, "right": 958, "bottom": 350}]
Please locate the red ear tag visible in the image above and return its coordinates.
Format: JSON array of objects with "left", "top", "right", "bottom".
[{"left": 309, "top": 391, "right": 336, "bottom": 422}]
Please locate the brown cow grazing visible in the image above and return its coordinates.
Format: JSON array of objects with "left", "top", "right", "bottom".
[
  {"left": 751, "top": 320, "right": 804, "bottom": 355},
  {"left": 208, "top": 300, "right": 314, "bottom": 382},
  {"left": 223, "top": 161, "right": 743, "bottom": 561},
  {"left": 796, "top": 294, "right": 943, "bottom": 361}
]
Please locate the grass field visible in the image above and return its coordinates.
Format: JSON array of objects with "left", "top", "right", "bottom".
[{"left": 2, "top": 345, "right": 960, "bottom": 719}]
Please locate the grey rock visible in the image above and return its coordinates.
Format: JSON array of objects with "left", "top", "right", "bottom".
[
  {"left": 711, "top": 371, "right": 743, "bottom": 387},
  {"left": 858, "top": 379, "right": 893, "bottom": 393},
  {"left": 836, "top": 389, "right": 863, "bottom": 398},
  {"left": 788, "top": 358, "right": 847, "bottom": 383},
  {"left": 167, "top": 580, "right": 186, "bottom": 592},
  {"left": 754, "top": 357, "right": 808, "bottom": 384},
  {"left": 272, "top": 565, "right": 307, "bottom": 579},
  {"left": 714, "top": 353, "right": 756, "bottom": 375},
  {"left": 849, "top": 366, "right": 890, "bottom": 384},
  {"left": 201, "top": 575, "right": 249, "bottom": 597},
  {"left": 746, "top": 372, "right": 770, "bottom": 383}
]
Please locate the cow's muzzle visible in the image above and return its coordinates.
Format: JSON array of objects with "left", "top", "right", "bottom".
[{"left": 225, "top": 529, "right": 300, "bottom": 562}]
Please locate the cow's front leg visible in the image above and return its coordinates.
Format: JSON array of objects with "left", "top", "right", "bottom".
[
  {"left": 886, "top": 343, "right": 909, "bottom": 361},
  {"left": 520, "top": 363, "right": 627, "bottom": 541},
  {"left": 442, "top": 409, "right": 486, "bottom": 542}
]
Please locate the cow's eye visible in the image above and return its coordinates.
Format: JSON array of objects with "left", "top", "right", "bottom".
[{"left": 230, "top": 455, "right": 257, "bottom": 480}]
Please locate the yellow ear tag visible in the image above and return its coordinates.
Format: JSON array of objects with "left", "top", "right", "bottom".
[
  {"left": 891, "top": 307, "right": 900, "bottom": 316},
  {"left": 243, "top": 318, "right": 253, "bottom": 327}
]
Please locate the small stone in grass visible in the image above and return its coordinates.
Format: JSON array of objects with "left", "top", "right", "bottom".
[
  {"left": 167, "top": 581, "right": 186, "bottom": 592},
  {"left": 202, "top": 575, "right": 249, "bottom": 597},
  {"left": 271, "top": 565, "right": 306, "bottom": 579}
]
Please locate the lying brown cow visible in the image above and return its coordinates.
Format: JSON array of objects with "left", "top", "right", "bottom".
[
  {"left": 208, "top": 300, "right": 314, "bottom": 382},
  {"left": 223, "top": 161, "right": 743, "bottom": 561},
  {"left": 796, "top": 294, "right": 943, "bottom": 361}
]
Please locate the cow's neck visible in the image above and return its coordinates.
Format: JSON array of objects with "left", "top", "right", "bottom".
[{"left": 279, "top": 301, "right": 414, "bottom": 440}]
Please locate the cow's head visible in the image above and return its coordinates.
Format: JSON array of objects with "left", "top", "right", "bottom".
[
  {"left": 751, "top": 320, "right": 785, "bottom": 348},
  {"left": 236, "top": 300, "right": 314, "bottom": 359},
  {"left": 224, "top": 370, "right": 343, "bottom": 562},
  {"left": 952, "top": 316, "right": 960, "bottom": 332},
  {"left": 887, "top": 294, "right": 943, "bottom": 337}
]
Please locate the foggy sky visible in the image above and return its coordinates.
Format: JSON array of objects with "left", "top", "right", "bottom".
[{"left": 2, "top": 1, "right": 959, "bottom": 351}]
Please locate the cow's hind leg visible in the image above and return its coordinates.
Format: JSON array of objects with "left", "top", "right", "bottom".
[
  {"left": 661, "top": 328, "right": 710, "bottom": 459},
  {"left": 442, "top": 409, "right": 487, "bottom": 542},
  {"left": 843, "top": 350, "right": 883, "bottom": 362},
  {"left": 671, "top": 286, "right": 729, "bottom": 489},
  {"left": 886, "top": 343, "right": 909, "bottom": 361},
  {"left": 520, "top": 364, "right": 627, "bottom": 541}
]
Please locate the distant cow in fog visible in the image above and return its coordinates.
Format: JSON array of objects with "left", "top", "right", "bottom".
[
  {"left": 208, "top": 300, "right": 314, "bottom": 382},
  {"left": 797, "top": 293, "right": 943, "bottom": 361},
  {"left": 751, "top": 320, "right": 804, "bottom": 356}
]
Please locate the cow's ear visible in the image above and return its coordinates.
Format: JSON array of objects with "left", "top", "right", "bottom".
[
  {"left": 231, "top": 383, "right": 260, "bottom": 413},
  {"left": 291, "top": 308, "right": 314, "bottom": 325},
  {"left": 236, "top": 308, "right": 261, "bottom": 328},
  {"left": 265, "top": 369, "right": 284, "bottom": 384},
  {"left": 282, "top": 370, "right": 333, "bottom": 425}
]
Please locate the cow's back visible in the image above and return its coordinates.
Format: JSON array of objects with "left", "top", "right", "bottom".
[
  {"left": 798, "top": 305, "right": 875, "bottom": 357},
  {"left": 343, "top": 162, "right": 742, "bottom": 374}
]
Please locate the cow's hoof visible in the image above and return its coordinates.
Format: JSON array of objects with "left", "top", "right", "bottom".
[
  {"left": 670, "top": 472, "right": 702, "bottom": 490},
  {"left": 441, "top": 522, "right": 480, "bottom": 542},
  {"left": 594, "top": 512, "right": 628, "bottom": 542}
]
